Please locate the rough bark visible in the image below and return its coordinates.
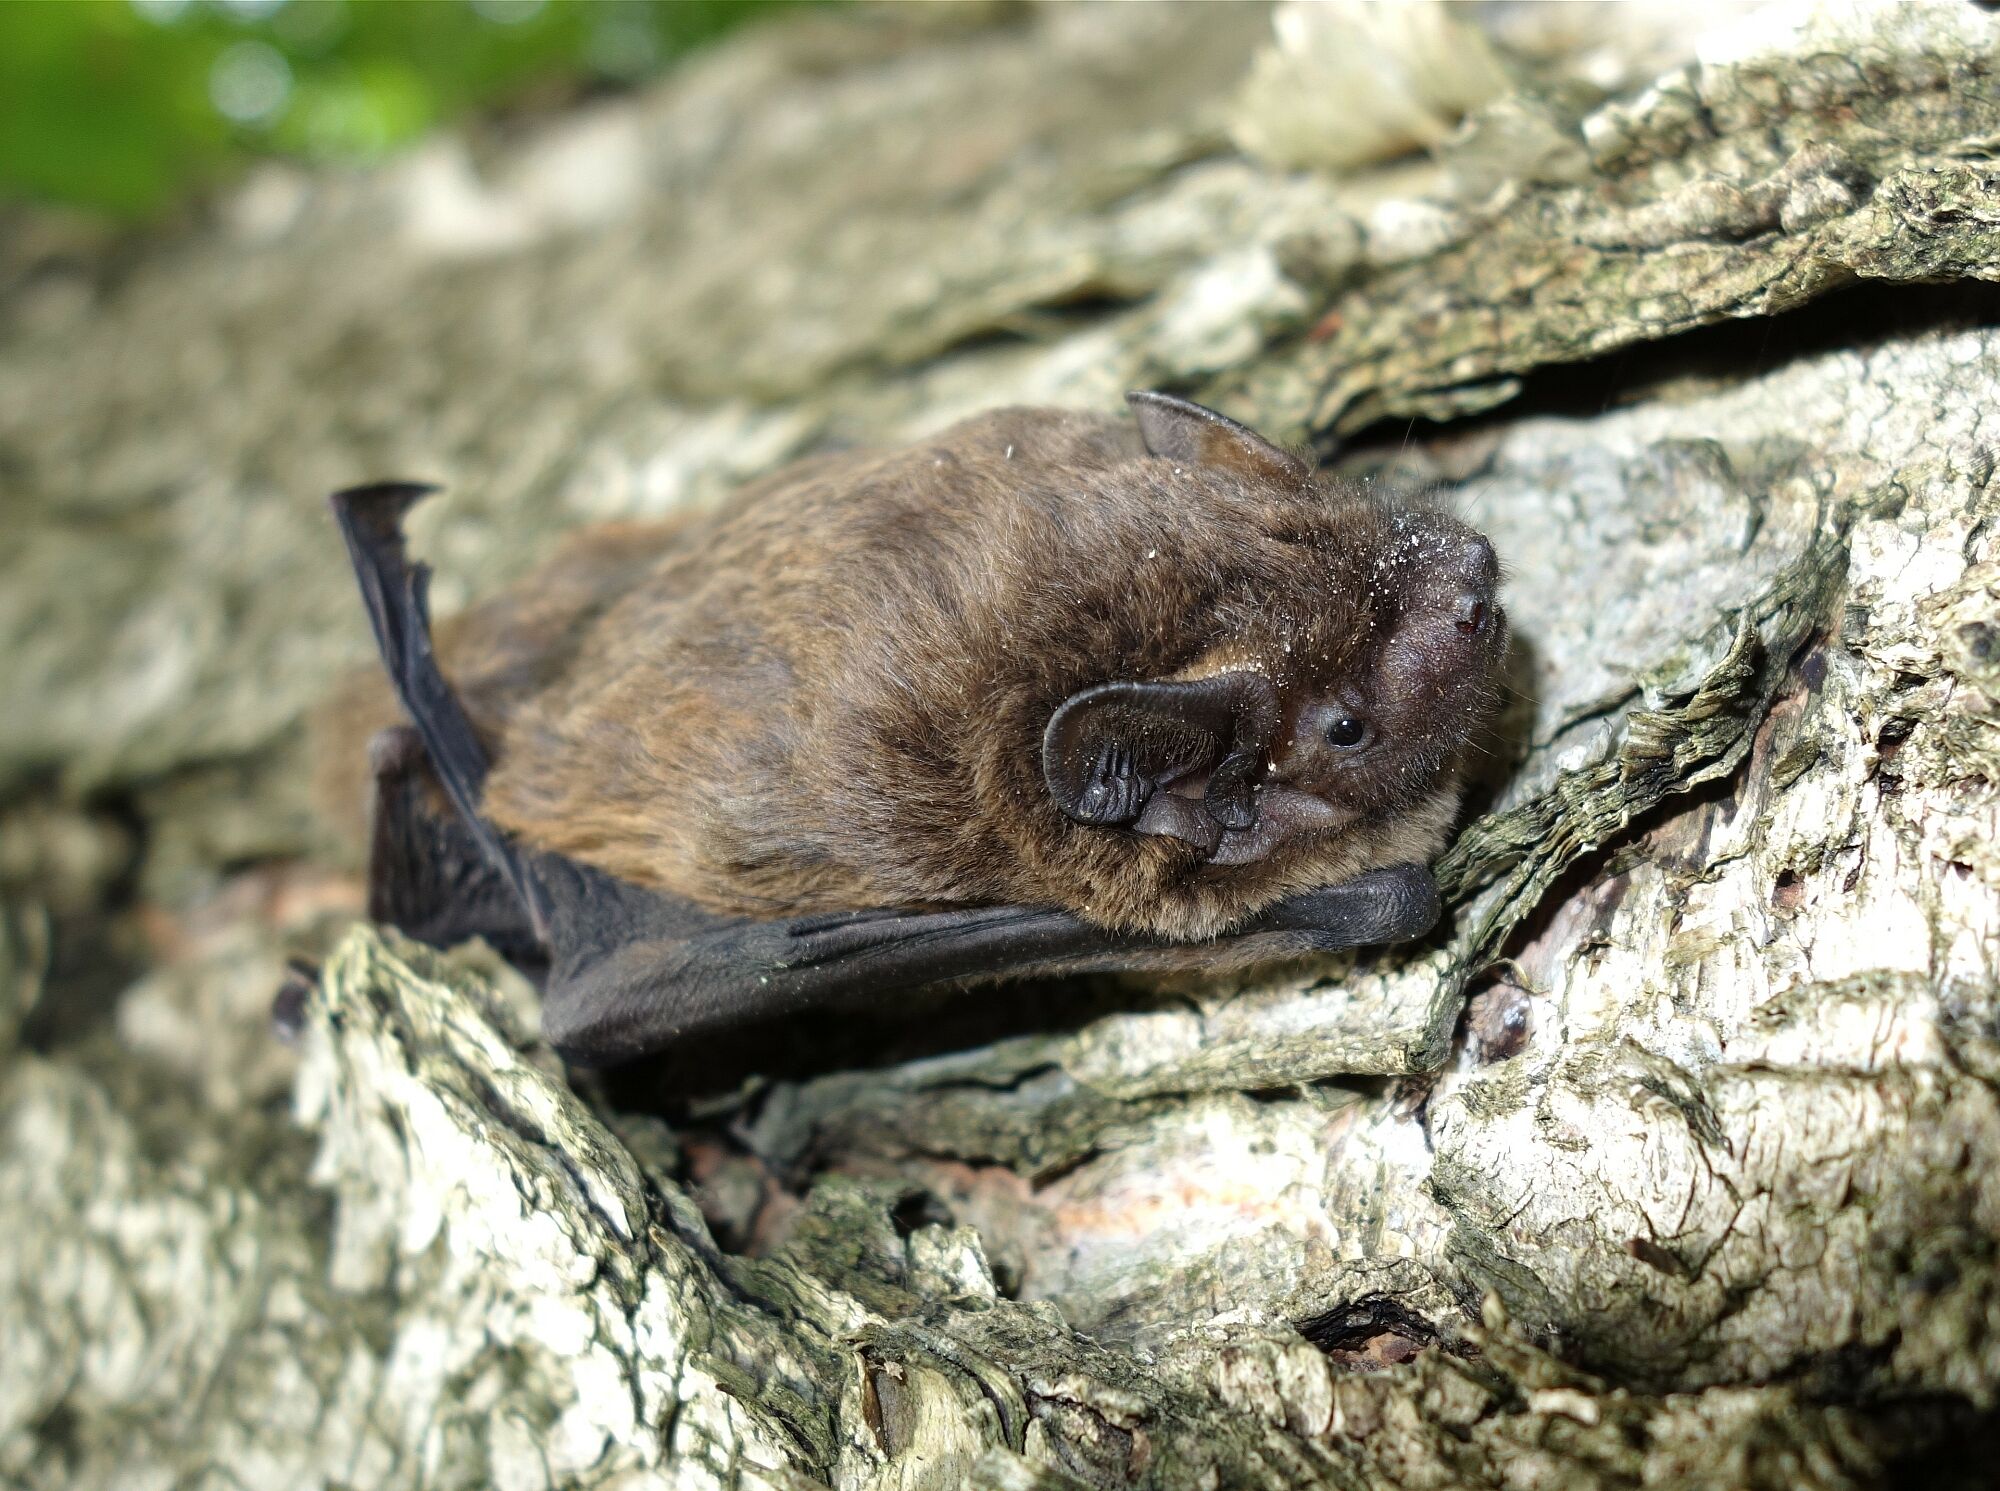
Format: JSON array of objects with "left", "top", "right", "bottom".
[{"left": 5, "top": 2, "right": 2000, "bottom": 1487}]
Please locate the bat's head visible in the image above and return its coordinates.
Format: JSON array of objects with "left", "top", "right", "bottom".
[{"left": 1032, "top": 392, "right": 1507, "bottom": 938}]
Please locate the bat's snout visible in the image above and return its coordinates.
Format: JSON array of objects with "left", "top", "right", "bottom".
[
  {"left": 1448, "top": 533, "right": 1499, "bottom": 638},
  {"left": 1449, "top": 531, "right": 1498, "bottom": 593}
]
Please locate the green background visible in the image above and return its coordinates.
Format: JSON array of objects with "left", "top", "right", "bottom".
[{"left": 0, "top": 0, "right": 788, "bottom": 219}]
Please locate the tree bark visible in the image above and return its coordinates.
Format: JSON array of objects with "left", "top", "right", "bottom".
[{"left": 5, "top": 3, "right": 2000, "bottom": 1487}]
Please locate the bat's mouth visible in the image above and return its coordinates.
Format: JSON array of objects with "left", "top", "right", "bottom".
[
  {"left": 1144, "top": 759, "right": 1348, "bottom": 868},
  {"left": 1205, "top": 785, "right": 1344, "bottom": 866}
]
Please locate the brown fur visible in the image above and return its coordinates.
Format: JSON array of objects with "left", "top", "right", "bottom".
[{"left": 316, "top": 405, "right": 1505, "bottom": 940}]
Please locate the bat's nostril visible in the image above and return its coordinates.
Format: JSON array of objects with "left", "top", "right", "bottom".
[{"left": 1455, "top": 595, "right": 1489, "bottom": 636}]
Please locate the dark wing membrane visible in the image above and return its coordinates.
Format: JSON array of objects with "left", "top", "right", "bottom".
[
  {"left": 330, "top": 482, "right": 550, "bottom": 942},
  {"left": 534, "top": 859, "right": 1439, "bottom": 1066},
  {"left": 364, "top": 723, "right": 545, "bottom": 968}
]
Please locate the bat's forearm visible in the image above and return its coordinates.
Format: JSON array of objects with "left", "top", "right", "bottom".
[{"left": 536, "top": 862, "right": 1440, "bottom": 1066}]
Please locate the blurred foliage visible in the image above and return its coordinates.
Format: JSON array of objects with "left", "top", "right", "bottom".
[{"left": 0, "top": 0, "right": 795, "bottom": 219}]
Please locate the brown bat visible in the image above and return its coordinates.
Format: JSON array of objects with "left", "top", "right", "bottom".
[{"left": 319, "top": 393, "right": 1505, "bottom": 1065}]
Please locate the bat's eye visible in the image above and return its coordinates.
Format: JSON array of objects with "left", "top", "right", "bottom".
[{"left": 1325, "top": 713, "right": 1368, "bottom": 748}]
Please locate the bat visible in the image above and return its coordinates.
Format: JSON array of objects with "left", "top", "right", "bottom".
[{"left": 319, "top": 393, "right": 1506, "bottom": 1066}]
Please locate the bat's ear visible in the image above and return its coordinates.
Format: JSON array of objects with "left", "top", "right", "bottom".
[
  {"left": 1126, "top": 391, "right": 1311, "bottom": 486},
  {"left": 1042, "top": 672, "right": 1281, "bottom": 850}
]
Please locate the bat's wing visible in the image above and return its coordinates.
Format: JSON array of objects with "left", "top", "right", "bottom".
[
  {"left": 330, "top": 483, "right": 1440, "bottom": 1069},
  {"left": 331, "top": 482, "right": 553, "bottom": 943},
  {"left": 363, "top": 722, "right": 546, "bottom": 968},
  {"left": 531, "top": 860, "right": 1438, "bottom": 1065}
]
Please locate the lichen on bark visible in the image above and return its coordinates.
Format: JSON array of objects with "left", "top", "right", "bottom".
[{"left": 5, "top": 2, "right": 2000, "bottom": 1487}]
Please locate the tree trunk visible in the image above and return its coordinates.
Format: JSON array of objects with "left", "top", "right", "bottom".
[{"left": 5, "top": 3, "right": 2000, "bottom": 1487}]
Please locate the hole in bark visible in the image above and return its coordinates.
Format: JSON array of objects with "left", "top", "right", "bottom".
[
  {"left": 1771, "top": 868, "right": 1806, "bottom": 912},
  {"left": 1877, "top": 714, "right": 1916, "bottom": 761},
  {"left": 889, "top": 1188, "right": 952, "bottom": 1237},
  {"left": 1462, "top": 977, "right": 1533, "bottom": 1062},
  {"left": 1295, "top": 1296, "right": 1457, "bottom": 1372}
]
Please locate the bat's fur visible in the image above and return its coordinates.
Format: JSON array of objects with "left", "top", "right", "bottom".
[{"left": 317, "top": 404, "right": 1505, "bottom": 940}]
